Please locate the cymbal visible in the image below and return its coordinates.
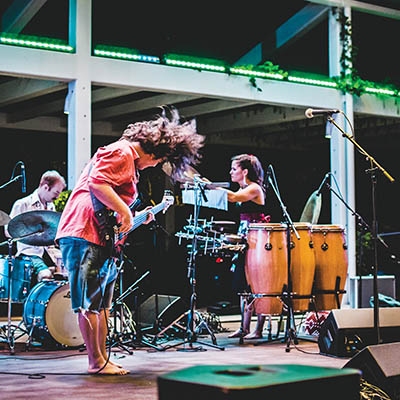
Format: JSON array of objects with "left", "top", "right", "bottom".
[
  {"left": 0, "top": 210, "right": 11, "bottom": 226},
  {"left": 162, "top": 162, "right": 202, "bottom": 183},
  {"left": 210, "top": 220, "right": 235, "bottom": 226},
  {"left": 207, "top": 220, "right": 236, "bottom": 233},
  {"left": 7, "top": 210, "right": 61, "bottom": 246}
]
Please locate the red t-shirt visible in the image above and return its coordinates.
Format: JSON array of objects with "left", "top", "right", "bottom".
[{"left": 56, "top": 140, "right": 139, "bottom": 246}]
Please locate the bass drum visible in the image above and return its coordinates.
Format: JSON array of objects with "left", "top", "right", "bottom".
[{"left": 23, "top": 280, "right": 84, "bottom": 348}]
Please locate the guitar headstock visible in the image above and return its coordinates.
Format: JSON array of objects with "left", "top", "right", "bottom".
[{"left": 162, "top": 190, "right": 175, "bottom": 213}]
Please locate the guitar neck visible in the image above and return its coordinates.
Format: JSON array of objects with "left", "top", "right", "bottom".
[{"left": 130, "top": 201, "right": 166, "bottom": 233}]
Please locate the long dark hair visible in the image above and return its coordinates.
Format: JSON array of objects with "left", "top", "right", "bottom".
[{"left": 121, "top": 106, "right": 205, "bottom": 182}]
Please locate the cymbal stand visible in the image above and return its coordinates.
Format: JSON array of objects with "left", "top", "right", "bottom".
[
  {"left": 0, "top": 239, "right": 28, "bottom": 354},
  {"left": 108, "top": 265, "right": 163, "bottom": 352},
  {"left": 107, "top": 254, "right": 136, "bottom": 354},
  {"left": 161, "top": 177, "right": 224, "bottom": 351}
]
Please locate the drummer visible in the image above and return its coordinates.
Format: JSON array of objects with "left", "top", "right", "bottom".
[
  {"left": 216, "top": 154, "right": 270, "bottom": 340},
  {"left": 4, "top": 170, "right": 66, "bottom": 283}
]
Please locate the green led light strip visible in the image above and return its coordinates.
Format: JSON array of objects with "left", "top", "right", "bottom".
[
  {"left": 1, "top": 34, "right": 398, "bottom": 98},
  {"left": 0, "top": 33, "right": 73, "bottom": 52},
  {"left": 94, "top": 45, "right": 159, "bottom": 63}
]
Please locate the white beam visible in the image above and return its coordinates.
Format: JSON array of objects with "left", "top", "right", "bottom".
[{"left": 308, "top": 0, "right": 400, "bottom": 19}]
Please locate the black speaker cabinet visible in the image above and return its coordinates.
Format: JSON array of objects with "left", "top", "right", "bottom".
[
  {"left": 158, "top": 364, "right": 361, "bottom": 399},
  {"left": 318, "top": 308, "right": 400, "bottom": 357},
  {"left": 138, "top": 294, "right": 185, "bottom": 332},
  {"left": 343, "top": 342, "right": 400, "bottom": 400}
]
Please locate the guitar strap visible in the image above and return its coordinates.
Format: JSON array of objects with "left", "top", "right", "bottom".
[
  {"left": 87, "top": 162, "right": 142, "bottom": 243},
  {"left": 87, "top": 162, "right": 109, "bottom": 228}
]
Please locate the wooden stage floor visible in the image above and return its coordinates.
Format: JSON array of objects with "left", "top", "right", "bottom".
[{"left": 0, "top": 311, "right": 365, "bottom": 400}]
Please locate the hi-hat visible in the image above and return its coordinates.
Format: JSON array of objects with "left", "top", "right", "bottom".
[
  {"left": 7, "top": 210, "right": 61, "bottom": 246},
  {"left": 0, "top": 210, "right": 11, "bottom": 226}
]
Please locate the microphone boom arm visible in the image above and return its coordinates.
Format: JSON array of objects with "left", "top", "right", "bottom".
[
  {"left": 327, "top": 115, "right": 395, "bottom": 183},
  {"left": 267, "top": 174, "right": 299, "bottom": 240}
]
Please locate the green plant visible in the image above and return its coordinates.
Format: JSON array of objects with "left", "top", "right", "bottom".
[{"left": 54, "top": 190, "right": 72, "bottom": 212}]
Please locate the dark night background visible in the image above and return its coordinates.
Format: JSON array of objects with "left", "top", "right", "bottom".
[{"left": 1, "top": 1, "right": 400, "bottom": 315}]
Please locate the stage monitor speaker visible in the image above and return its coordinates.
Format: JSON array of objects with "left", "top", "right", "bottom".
[
  {"left": 343, "top": 342, "right": 400, "bottom": 400},
  {"left": 318, "top": 308, "right": 400, "bottom": 357},
  {"left": 158, "top": 364, "right": 361, "bottom": 399},
  {"left": 138, "top": 294, "right": 185, "bottom": 332}
]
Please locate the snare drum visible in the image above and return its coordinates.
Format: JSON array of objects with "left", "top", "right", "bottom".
[
  {"left": 245, "top": 223, "right": 288, "bottom": 315},
  {"left": 23, "top": 280, "right": 84, "bottom": 348},
  {"left": 310, "top": 225, "right": 348, "bottom": 310},
  {"left": 0, "top": 255, "right": 33, "bottom": 303},
  {"left": 288, "top": 223, "right": 316, "bottom": 312}
]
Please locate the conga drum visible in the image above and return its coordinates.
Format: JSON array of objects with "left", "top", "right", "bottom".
[
  {"left": 245, "top": 223, "right": 288, "bottom": 315},
  {"left": 310, "top": 224, "right": 348, "bottom": 310},
  {"left": 288, "top": 223, "right": 316, "bottom": 312}
]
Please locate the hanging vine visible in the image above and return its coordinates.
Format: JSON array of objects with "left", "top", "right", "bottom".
[{"left": 332, "top": 7, "right": 379, "bottom": 97}]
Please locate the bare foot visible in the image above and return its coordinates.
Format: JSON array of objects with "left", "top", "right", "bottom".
[
  {"left": 109, "top": 359, "right": 123, "bottom": 368},
  {"left": 88, "top": 363, "right": 130, "bottom": 375},
  {"left": 228, "top": 329, "right": 249, "bottom": 338},
  {"left": 243, "top": 331, "right": 262, "bottom": 340},
  {"left": 101, "top": 354, "right": 125, "bottom": 369}
]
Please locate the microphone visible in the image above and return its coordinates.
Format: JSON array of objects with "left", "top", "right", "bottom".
[
  {"left": 20, "top": 162, "right": 26, "bottom": 194},
  {"left": 305, "top": 108, "right": 341, "bottom": 118},
  {"left": 316, "top": 173, "right": 330, "bottom": 196},
  {"left": 265, "top": 165, "right": 273, "bottom": 190}
]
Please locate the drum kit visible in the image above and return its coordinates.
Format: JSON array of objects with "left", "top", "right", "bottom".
[{"left": 0, "top": 209, "right": 83, "bottom": 353}]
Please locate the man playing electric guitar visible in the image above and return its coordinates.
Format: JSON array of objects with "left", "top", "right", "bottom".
[{"left": 55, "top": 107, "right": 204, "bottom": 375}]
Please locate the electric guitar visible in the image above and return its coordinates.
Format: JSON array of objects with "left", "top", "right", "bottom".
[{"left": 98, "top": 190, "right": 174, "bottom": 246}]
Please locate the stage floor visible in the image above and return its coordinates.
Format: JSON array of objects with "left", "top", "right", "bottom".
[{"left": 0, "top": 312, "right": 359, "bottom": 400}]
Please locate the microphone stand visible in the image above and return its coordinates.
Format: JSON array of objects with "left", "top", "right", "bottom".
[
  {"left": 0, "top": 161, "right": 25, "bottom": 191},
  {"left": 255, "top": 169, "right": 300, "bottom": 352},
  {"left": 0, "top": 175, "right": 22, "bottom": 190},
  {"left": 327, "top": 115, "right": 395, "bottom": 345},
  {"left": 160, "top": 176, "right": 224, "bottom": 351},
  {"left": 320, "top": 177, "right": 369, "bottom": 307}
]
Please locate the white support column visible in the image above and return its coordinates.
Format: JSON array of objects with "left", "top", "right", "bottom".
[
  {"left": 328, "top": 7, "right": 356, "bottom": 306},
  {"left": 66, "top": 0, "right": 92, "bottom": 188}
]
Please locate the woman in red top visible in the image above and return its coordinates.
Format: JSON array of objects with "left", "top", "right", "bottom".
[{"left": 217, "top": 154, "right": 270, "bottom": 340}]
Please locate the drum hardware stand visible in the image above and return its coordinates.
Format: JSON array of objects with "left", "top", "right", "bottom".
[
  {"left": 0, "top": 238, "right": 29, "bottom": 354},
  {"left": 108, "top": 254, "right": 141, "bottom": 354},
  {"left": 161, "top": 177, "right": 224, "bottom": 352},
  {"left": 108, "top": 266, "right": 163, "bottom": 352}
]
